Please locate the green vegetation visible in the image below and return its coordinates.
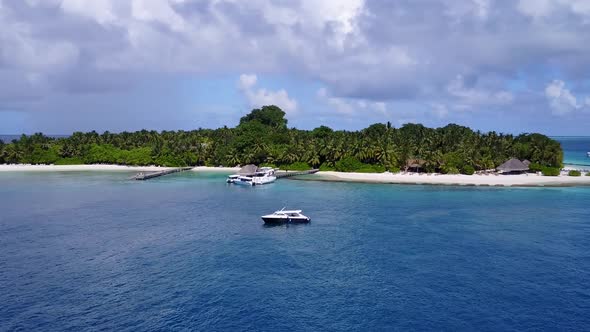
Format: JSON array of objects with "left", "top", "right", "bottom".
[
  {"left": 283, "top": 162, "right": 311, "bottom": 171},
  {"left": 568, "top": 170, "right": 581, "bottom": 177},
  {"left": 388, "top": 166, "right": 401, "bottom": 173},
  {"left": 461, "top": 165, "right": 475, "bottom": 175},
  {"left": 0, "top": 105, "right": 563, "bottom": 173},
  {"left": 528, "top": 163, "right": 543, "bottom": 173},
  {"left": 54, "top": 157, "right": 84, "bottom": 165},
  {"left": 541, "top": 167, "right": 560, "bottom": 176},
  {"left": 319, "top": 163, "right": 335, "bottom": 171},
  {"left": 334, "top": 157, "right": 364, "bottom": 172},
  {"left": 443, "top": 166, "right": 460, "bottom": 175},
  {"left": 332, "top": 157, "right": 386, "bottom": 173}
]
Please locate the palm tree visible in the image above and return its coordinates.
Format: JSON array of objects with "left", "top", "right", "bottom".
[{"left": 225, "top": 149, "right": 241, "bottom": 166}]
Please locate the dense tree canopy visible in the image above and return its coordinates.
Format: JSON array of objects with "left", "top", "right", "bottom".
[
  {"left": 239, "top": 105, "right": 288, "bottom": 129},
  {"left": 0, "top": 105, "right": 563, "bottom": 173}
]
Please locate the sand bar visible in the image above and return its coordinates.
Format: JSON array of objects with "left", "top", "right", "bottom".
[
  {"left": 2, "top": 164, "right": 590, "bottom": 187},
  {"left": 191, "top": 166, "right": 240, "bottom": 172},
  {"left": 0, "top": 164, "right": 175, "bottom": 172},
  {"left": 305, "top": 171, "right": 590, "bottom": 187}
]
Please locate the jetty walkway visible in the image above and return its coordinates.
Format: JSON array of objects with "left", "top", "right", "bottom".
[
  {"left": 276, "top": 169, "right": 319, "bottom": 178},
  {"left": 132, "top": 167, "right": 193, "bottom": 180},
  {"left": 132, "top": 167, "right": 317, "bottom": 181}
]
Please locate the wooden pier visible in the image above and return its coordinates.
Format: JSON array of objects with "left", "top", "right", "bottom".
[
  {"left": 132, "top": 167, "right": 193, "bottom": 180},
  {"left": 276, "top": 169, "right": 319, "bottom": 179}
]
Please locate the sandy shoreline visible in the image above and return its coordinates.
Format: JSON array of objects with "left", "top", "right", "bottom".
[
  {"left": 0, "top": 164, "right": 239, "bottom": 173},
  {"left": 303, "top": 171, "right": 590, "bottom": 187},
  {"left": 1, "top": 164, "right": 589, "bottom": 187}
]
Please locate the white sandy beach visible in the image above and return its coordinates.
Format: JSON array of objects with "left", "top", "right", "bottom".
[
  {"left": 1, "top": 164, "right": 589, "bottom": 187},
  {"left": 0, "top": 164, "right": 173, "bottom": 172},
  {"left": 191, "top": 166, "right": 240, "bottom": 172},
  {"left": 0, "top": 164, "right": 239, "bottom": 173},
  {"left": 310, "top": 171, "right": 590, "bottom": 187}
]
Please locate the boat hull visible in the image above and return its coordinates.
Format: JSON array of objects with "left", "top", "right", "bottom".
[
  {"left": 261, "top": 216, "right": 310, "bottom": 224},
  {"left": 227, "top": 175, "right": 276, "bottom": 186},
  {"left": 233, "top": 180, "right": 254, "bottom": 186},
  {"left": 252, "top": 176, "right": 276, "bottom": 185}
]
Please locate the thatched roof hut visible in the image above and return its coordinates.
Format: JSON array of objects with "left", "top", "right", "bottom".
[
  {"left": 496, "top": 158, "right": 529, "bottom": 173},
  {"left": 238, "top": 164, "right": 259, "bottom": 176},
  {"left": 406, "top": 159, "right": 426, "bottom": 171}
]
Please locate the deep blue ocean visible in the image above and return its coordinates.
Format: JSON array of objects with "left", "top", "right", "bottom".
[
  {"left": 556, "top": 137, "right": 590, "bottom": 168},
  {"left": 1, "top": 171, "right": 589, "bottom": 331}
]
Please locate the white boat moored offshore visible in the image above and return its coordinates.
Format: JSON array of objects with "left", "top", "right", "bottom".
[
  {"left": 226, "top": 174, "right": 240, "bottom": 183},
  {"left": 226, "top": 165, "right": 276, "bottom": 186},
  {"left": 261, "top": 208, "right": 311, "bottom": 224},
  {"left": 587, "top": 151, "right": 590, "bottom": 157}
]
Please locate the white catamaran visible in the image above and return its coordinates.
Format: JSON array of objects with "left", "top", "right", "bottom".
[{"left": 227, "top": 165, "right": 276, "bottom": 186}]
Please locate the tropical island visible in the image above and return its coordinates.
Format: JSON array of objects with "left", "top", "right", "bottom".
[{"left": 1, "top": 106, "right": 589, "bottom": 186}]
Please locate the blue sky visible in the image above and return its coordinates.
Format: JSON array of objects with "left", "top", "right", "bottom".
[{"left": 1, "top": 0, "right": 590, "bottom": 135}]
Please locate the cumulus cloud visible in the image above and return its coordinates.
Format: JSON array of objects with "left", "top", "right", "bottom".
[
  {"left": 444, "top": 0, "right": 491, "bottom": 21},
  {"left": 238, "top": 74, "right": 297, "bottom": 114},
  {"left": 517, "top": 0, "right": 590, "bottom": 19},
  {"left": 60, "top": 0, "right": 119, "bottom": 25},
  {"left": 446, "top": 75, "right": 514, "bottom": 110},
  {"left": 1, "top": 0, "right": 590, "bottom": 131},
  {"left": 317, "top": 88, "right": 387, "bottom": 116},
  {"left": 544, "top": 80, "right": 586, "bottom": 115},
  {"left": 1, "top": 7, "right": 79, "bottom": 72},
  {"left": 431, "top": 103, "right": 449, "bottom": 118}
]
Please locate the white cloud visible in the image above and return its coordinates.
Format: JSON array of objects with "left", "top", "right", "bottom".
[
  {"left": 517, "top": 0, "right": 590, "bottom": 19},
  {"left": 238, "top": 74, "right": 257, "bottom": 90},
  {"left": 131, "top": 0, "right": 186, "bottom": 31},
  {"left": 517, "top": 0, "right": 554, "bottom": 18},
  {"left": 60, "top": 0, "right": 119, "bottom": 25},
  {"left": 59, "top": 0, "right": 188, "bottom": 36},
  {"left": 473, "top": 0, "right": 491, "bottom": 19},
  {"left": 317, "top": 88, "right": 354, "bottom": 114},
  {"left": 446, "top": 75, "right": 513, "bottom": 109},
  {"left": 254, "top": 0, "right": 365, "bottom": 50},
  {"left": 238, "top": 74, "right": 297, "bottom": 114},
  {"left": 431, "top": 103, "right": 449, "bottom": 118},
  {"left": 317, "top": 87, "right": 387, "bottom": 115},
  {"left": 544, "top": 79, "right": 585, "bottom": 115},
  {"left": 3, "top": 0, "right": 590, "bottom": 130},
  {"left": 445, "top": 0, "right": 491, "bottom": 21},
  {"left": 0, "top": 15, "right": 79, "bottom": 72},
  {"left": 372, "top": 102, "right": 387, "bottom": 114}
]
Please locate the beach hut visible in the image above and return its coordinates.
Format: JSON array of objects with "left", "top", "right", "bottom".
[
  {"left": 238, "top": 164, "right": 259, "bottom": 176},
  {"left": 406, "top": 159, "right": 426, "bottom": 172},
  {"left": 496, "top": 158, "right": 529, "bottom": 174}
]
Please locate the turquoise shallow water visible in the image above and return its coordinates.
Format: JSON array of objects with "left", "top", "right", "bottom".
[
  {"left": 555, "top": 136, "right": 590, "bottom": 168},
  {"left": 1, "top": 171, "right": 590, "bottom": 331}
]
